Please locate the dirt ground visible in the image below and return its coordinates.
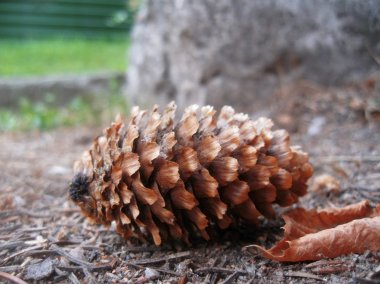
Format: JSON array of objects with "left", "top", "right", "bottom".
[{"left": 0, "top": 76, "right": 380, "bottom": 283}]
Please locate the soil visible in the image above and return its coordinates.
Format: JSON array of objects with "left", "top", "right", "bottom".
[{"left": 0, "top": 76, "right": 379, "bottom": 283}]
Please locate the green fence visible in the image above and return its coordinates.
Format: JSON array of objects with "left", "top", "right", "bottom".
[{"left": 0, "top": 0, "right": 133, "bottom": 38}]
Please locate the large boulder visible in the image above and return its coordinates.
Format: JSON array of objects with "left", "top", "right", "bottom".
[{"left": 126, "top": 0, "right": 380, "bottom": 113}]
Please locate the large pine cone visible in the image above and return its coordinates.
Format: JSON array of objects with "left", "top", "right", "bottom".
[{"left": 69, "top": 103, "right": 313, "bottom": 245}]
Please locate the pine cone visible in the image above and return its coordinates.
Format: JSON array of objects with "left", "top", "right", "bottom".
[{"left": 69, "top": 103, "right": 313, "bottom": 245}]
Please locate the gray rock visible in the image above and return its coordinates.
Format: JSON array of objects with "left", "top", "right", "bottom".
[
  {"left": 25, "top": 257, "right": 54, "bottom": 281},
  {"left": 144, "top": 267, "right": 160, "bottom": 279},
  {"left": 126, "top": 0, "right": 380, "bottom": 113}
]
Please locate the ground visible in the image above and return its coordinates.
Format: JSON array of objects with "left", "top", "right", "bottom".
[{"left": 0, "top": 77, "right": 379, "bottom": 283}]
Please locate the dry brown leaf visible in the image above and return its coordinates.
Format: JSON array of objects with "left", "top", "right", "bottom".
[{"left": 250, "top": 200, "right": 380, "bottom": 262}]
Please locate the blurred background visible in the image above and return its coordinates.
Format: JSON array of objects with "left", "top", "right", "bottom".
[
  {"left": 0, "top": 0, "right": 379, "bottom": 132},
  {"left": 0, "top": 0, "right": 379, "bottom": 134},
  {"left": 0, "top": 0, "right": 138, "bottom": 131}
]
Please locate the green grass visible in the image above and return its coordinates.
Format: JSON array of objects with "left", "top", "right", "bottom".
[
  {"left": 0, "top": 38, "right": 129, "bottom": 76},
  {"left": 0, "top": 91, "right": 129, "bottom": 132}
]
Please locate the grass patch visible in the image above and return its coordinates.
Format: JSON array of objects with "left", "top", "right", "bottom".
[
  {"left": 0, "top": 38, "right": 129, "bottom": 76},
  {"left": 0, "top": 91, "right": 129, "bottom": 132}
]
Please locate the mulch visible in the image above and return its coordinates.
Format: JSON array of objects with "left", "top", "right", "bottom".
[{"left": 0, "top": 77, "right": 380, "bottom": 283}]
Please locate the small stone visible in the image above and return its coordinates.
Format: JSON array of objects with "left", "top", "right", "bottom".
[
  {"left": 25, "top": 258, "right": 54, "bottom": 280},
  {"left": 48, "top": 165, "right": 70, "bottom": 176},
  {"left": 307, "top": 116, "right": 326, "bottom": 136},
  {"left": 144, "top": 268, "right": 160, "bottom": 279},
  {"left": 69, "top": 247, "right": 85, "bottom": 261}
]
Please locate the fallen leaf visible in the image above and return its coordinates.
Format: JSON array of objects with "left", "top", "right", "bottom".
[{"left": 248, "top": 200, "right": 380, "bottom": 262}]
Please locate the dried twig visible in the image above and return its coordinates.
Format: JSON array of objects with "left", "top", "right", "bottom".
[
  {"left": 56, "top": 264, "right": 114, "bottom": 273},
  {"left": 124, "top": 261, "right": 181, "bottom": 276},
  {"left": 0, "top": 216, "right": 19, "bottom": 225},
  {"left": 0, "top": 271, "right": 28, "bottom": 284},
  {"left": 68, "top": 272, "right": 81, "bottom": 284},
  {"left": 0, "top": 209, "right": 50, "bottom": 219},
  {"left": 0, "top": 224, "right": 23, "bottom": 234},
  {"left": 305, "top": 259, "right": 353, "bottom": 275},
  {"left": 316, "top": 155, "right": 380, "bottom": 163},
  {"left": 125, "top": 245, "right": 162, "bottom": 253},
  {"left": 313, "top": 266, "right": 352, "bottom": 275},
  {"left": 202, "top": 257, "right": 219, "bottom": 284},
  {"left": 82, "top": 267, "right": 97, "bottom": 284},
  {"left": 369, "top": 264, "right": 380, "bottom": 279},
  {"left": 211, "top": 256, "right": 227, "bottom": 283},
  {"left": 0, "top": 210, "right": 17, "bottom": 218},
  {"left": 0, "top": 241, "right": 27, "bottom": 251},
  {"left": 354, "top": 278, "right": 380, "bottom": 284},
  {"left": 51, "top": 240, "right": 82, "bottom": 246},
  {"left": 355, "top": 265, "right": 380, "bottom": 284},
  {"left": 130, "top": 251, "right": 191, "bottom": 265},
  {"left": 196, "top": 267, "right": 248, "bottom": 275},
  {"left": 23, "top": 249, "right": 57, "bottom": 258},
  {"left": 155, "top": 268, "right": 181, "bottom": 277},
  {"left": 50, "top": 244, "right": 113, "bottom": 272},
  {"left": 220, "top": 271, "right": 240, "bottom": 284},
  {"left": 285, "top": 271, "right": 326, "bottom": 282},
  {"left": 359, "top": 191, "right": 380, "bottom": 203},
  {"left": 21, "top": 227, "right": 48, "bottom": 233},
  {"left": 0, "top": 265, "right": 20, "bottom": 273},
  {"left": 1, "top": 245, "right": 44, "bottom": 264},
  {"left": 56, "top": 265, "right": 86, "bottom": 272},
  {"left": 305, "top": 259, "right": 351, "bottom": 269},
  {"left": 55, "top": 208, "right": 80, "bottom": 214},
  {"left": 51, "top": 244, "right": 97, "bottom": 267},
  {"left": 81, "top": 244, "right": 112, "bottom": 250},
  {"left": 17, "top": 208, "right": 52, "bottom": 218}
]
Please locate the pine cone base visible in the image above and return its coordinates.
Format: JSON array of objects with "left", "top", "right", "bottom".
[{"left": 69, "top": 103, "right": 313, "bottom": 245}]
